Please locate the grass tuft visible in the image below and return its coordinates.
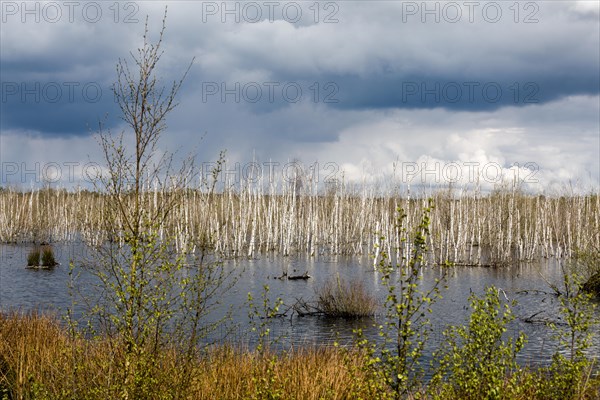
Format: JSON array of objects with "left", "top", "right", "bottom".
[
  {"left": 40, "top": 246, "right": 58, "bottom": 267},
  {"left": 316, "top": 276, "right": 378, "bottom": 318},
  {"left": 26, "top": 247, "right": 40, "bottom": 267}
]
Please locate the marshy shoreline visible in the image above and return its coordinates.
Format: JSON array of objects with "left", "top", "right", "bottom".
[{"left": 1, "top": 309, "right": 599, "bottom": 399}]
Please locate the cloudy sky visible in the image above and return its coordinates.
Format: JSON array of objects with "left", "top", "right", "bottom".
[{"left": 1, "top": 0, "right": 598, "bottom": 193}]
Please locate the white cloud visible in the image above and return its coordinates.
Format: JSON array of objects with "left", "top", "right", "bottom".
[{"left": 571, "top": 1, "right": 600, "bottom": 16}]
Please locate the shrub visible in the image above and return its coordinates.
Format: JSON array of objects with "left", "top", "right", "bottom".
[
  {"left": 574, "top": 247, "right": 600, "bottom": 296},
  {"left": 430, "top": 286, "right": 526, "bottom": 400},
  {"left": 582, "top": 272, "right": 600, "bottom": 296},
  {"left": 353, "top": 200, "right": 448, "bottom": 397},
  {"left": 40, "top": 246, "right": 57, "bottom": 267},
  {"left": 537, "top": 270, "right": 598, "bottom": 399},
  {"left": 316, "top": 276, "right": 377, "bottom": 318},
  {"left": 27, "top": 247, "right": 41, "bottom": 267}
]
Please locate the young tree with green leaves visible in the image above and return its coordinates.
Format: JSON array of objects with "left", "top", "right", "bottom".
[
  {"left": 430, "top": 286, "right": 526, "bottom": 400},
  {"left": 70, "top": 9, "right": 231, "bottom": 398},
  {"left": 354, "top": 199, "right": 448, "bottom": 398}
]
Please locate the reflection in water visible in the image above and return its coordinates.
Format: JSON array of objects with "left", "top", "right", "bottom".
[{"left": 1, "top": 242, "right": 598, "bottom": 369}]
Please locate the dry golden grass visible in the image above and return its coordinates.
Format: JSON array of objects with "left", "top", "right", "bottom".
[
  {"left": 0, "top": 312, "right": 378, "bottom": 399},
  {"left": 1, "top": 312, "right": 598, "bottom": 399},
  {"left": 190, "top": 346, "right": 378, "bottom": 400},
  {"left": 0, "top": 311, "right": 70, "bottom": 397},
  {"left": 0, "top": 311, "right": 125, "bottom": 398}
]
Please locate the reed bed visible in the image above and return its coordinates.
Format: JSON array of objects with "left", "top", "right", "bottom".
[{"left": 0, "top": 184, "right": 598, "bottom": 266}]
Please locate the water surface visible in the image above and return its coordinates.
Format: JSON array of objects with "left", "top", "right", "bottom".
[{"left": 1, "top": 242, "right": 598, "bottom": 369}]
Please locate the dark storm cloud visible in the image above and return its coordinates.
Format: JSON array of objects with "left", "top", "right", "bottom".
[
  {"left": 327, "top": 70, "right": 599, "bottom": 112},
  {"left": 2, "top": 1, "right": 599, "bottom": 135},
  {"left": 0, "top": 5, "right": 145, "bottom": 136},
  {"left": 165, "top": 0, "right": 600, "bottom": 114},
  {"left": 0, "top": 78, "right": 120, "bottom": 135}
]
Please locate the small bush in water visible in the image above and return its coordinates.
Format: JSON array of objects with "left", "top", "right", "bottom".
[
  {"left": 27, "top": 247, "right": 41, "bottom": 267},
  {"left": 41, "top": 246, "right": 58, "bottom": 267}
]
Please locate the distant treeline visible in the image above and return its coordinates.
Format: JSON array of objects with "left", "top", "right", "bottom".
[{"left": 0, "top": 186, "right": 598, "bottom": 265}]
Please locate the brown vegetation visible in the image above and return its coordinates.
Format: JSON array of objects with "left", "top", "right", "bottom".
[
  {"left": 0, "top": 312, "right": 377, "bottom": 399},
  {"left": 1, "top": 312, "right": 598, "bottom": 399}
]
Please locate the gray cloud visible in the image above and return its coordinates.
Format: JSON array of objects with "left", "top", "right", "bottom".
[{"left": 0, "top": 1, "right": 598, "bottom": 190}]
